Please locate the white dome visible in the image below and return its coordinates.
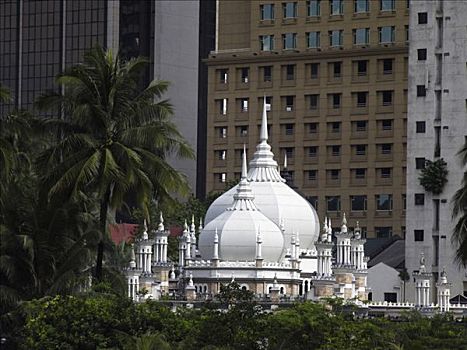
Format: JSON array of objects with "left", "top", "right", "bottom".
[
  {"left": 199, "top": 209, "right": 284, "bottom": 262},
  {"left": 199, "top": 149, "right": 284, "bottom": 262},
  {"left": 205, "top": 102, "right": 320, "bottom": 250}
]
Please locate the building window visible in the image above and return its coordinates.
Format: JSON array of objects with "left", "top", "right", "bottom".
[
  {"left": 415, "top": 157, "right": 426, "bottom": 169},
  {"left": 351, "top": 195, "right": 367, "bottom": 211},
  {"left": 380, "top": 143, "right": 392, "bottom": 154},
  {"left": 418, "top": 12, "right": 428, "bottom": 24},
  {"left": 329, "top": 169, "right": 340, "bottom": 180},
  {"left": 219, "top": 69, "right": 228, "bottom": 84},
  {"left": 331, "top": 145, "right": 341, "bottom": 156},
  {"left": 307, "top": 31, "right": 320, "bottom": 48},
  {"left": 308, "top": 170, "right": 317, "bottom": 181},
  {"left": 384, "top": 293, "right": 397, "bottom": 303},
  {"left": 355, "top": 168, "right": 366, "bottom": 179},
  {"left": 307, "top": 146, "right": 318, "bottom": 157},
  {"left": 414, "top": 230, "right": 424, "bottom": 241},
  {"left": 379, "top": 26, "right": 395, "bottom": 43},
  {"left": 283, "top": 2, "right": 297, "bottom": 18},
  {"left": 260, "top": 35, "right": 274, "bottom": 51},
  {"left": 380, "top": 0, "right": 395, "bottom": 11},
  {"left": 283, "top": 33, "right": 297, "bottom": 49},
  {"left": 383, "top": 59, "right": 393, "bottom": 74},
  {"left": 329, "top": 30, "right": 343, "bottom": 47},
  {"left": 241, "top": 68, "right": 249, "bottom": 83},
  {"left": 382, "top": 119, "right": 393, "bottom": 130},
  {"left": 402, "top": 194, "right": 406, "bottom": 210},
  {"left": 217, "top": 127, "right": 228, "bottom": 138},
  {"left": 240, "top": 98, "right": 249, "bottom": 112},
  {"left": 330, "top": 122, "right": 341, "bottom": 133},
  {"left": 263, "top": 66, "right": 272, "bottom": 82},
  {"left": 354, "top": 0, "right": 369, "bottom": 12},
  {"left": 217, "top": 150, "right": 227, "bottom": 160},
  {"left": 376, "top": 227, "right": 393, "bottom": 238},
  {"left": 217, "top": 98, "right": 228, "bottom": 115},
  {"left": 308, "top": 123, "right": 318, "bottom": 134},
  {"left": 356, "top": 120, "right": 367, "bottom": 131},
  {"left": 353, "top": 28, "right": 369, "bottom": 45},
  {"left": 356, "top": 145, "right": 366, "bottom": 156},
  {"left": 333, "top": 62, "right": 342, "bottom": 78},
  {"left": 326, "top": 196, "right": 341, "bottom": 211},
  {"left": 284, "top": 123, "right": 294, "bottom": 135},
  {"left": 356, "top": 92, "right": 368, "bottom": 107},
  {"left": 239, "top": 126, "right": 248, "bottom": 137},
  {"left": 405, "top": 25, "right": 409, "bottom": 42},
  {"left": 357, "top": 60, "right": 368, "bottom": 75},
  {"left": 330, "top": 0, "right": 344, "bottom": 15},
  {"left": 376, "top": 194, "right": 392, "bottom": 211},
  {"left": 286, "top": 64, "right": 295, "bottom": 80},
  {"left": 307, "top": 0, "right": 321, "bottom": 16},
  {"left": 417, "top": 85, "right": 427, "bottom": 97},
  {"left": 382, "top": 91, "right": 393, "bottom": 106},
  {"left": 308, "top": 94, "right": 319, "bottom": 109},
  {"left": 216, "top": 173, "right": 227, "bottom": 183},
  {"left": 284, "top": 147, "right": 294, "bottom": 159},
  {"left": 332, "top": 93, "right": 341, "bottom": 108},
  {"left": 417, "top": 48, "right": 427, "bottom": 61},
  {"left": 416, "top": 121, "right": 426, "bottom": 133},
  {"left": 379, "top": 168, "right": 392, "bottom": 178},
  {"left": 307, "top": 196, "right": 318, "bottom": 210},
  {"left": 310, "top": 63, "right": 319, "bottom": 78},
  {"left": 260, "top": 4, "right": 275, "bottom": 20},
  {"left": 415, "top": 193, "right": 425, "bottom": 205},
  {"left": 285, "top": 95, "right": 294, "bottom": 111}
]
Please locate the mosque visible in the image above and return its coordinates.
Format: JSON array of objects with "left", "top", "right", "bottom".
[
  {"left": 125, "top": 102, "right": 460, "bottom": 314},
  {"left": 125, "top": 101, "right": 370, "bottom": 303}
]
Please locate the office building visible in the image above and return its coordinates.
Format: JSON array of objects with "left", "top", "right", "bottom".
[
  {"left": 405, "top": 0, "right": 467, "bottom": 301},
  {"left": 0, "top": 0, "right": 208, "bottom": 195},
  {"left": 205, "top": 0, "right": 409, "bottom": 238}
]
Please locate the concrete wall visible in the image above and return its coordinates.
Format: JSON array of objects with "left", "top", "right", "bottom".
[
  {"left": 368, "top": 263, "right": 401, "bottom": 302},
  {"left": 153, "top": 0, "right": 199, "bottom": 194},
  {"left": 406, "top": 0, "right": 467, "bottom": 302}
]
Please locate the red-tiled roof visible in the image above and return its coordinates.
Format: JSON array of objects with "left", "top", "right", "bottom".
[{"left": 109, "top": 223, "right": 138, "bottom": 244}]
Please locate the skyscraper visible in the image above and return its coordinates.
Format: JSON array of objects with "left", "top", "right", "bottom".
[
  {"left": 205, "top": 0, "right": 409, "bottom": 238},
  {"left": 405, "top": 0, "right": 467, "bottom": 301},
  {"left": 0, "top": 0, "right": 210, "bottom": 195}
]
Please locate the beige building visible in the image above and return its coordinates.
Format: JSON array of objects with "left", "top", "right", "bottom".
[{"left": 205, "top": 0, "right": 409, "bottom": 238}]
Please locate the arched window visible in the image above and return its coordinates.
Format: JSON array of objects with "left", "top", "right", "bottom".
[
  {"left": 305, "top": 280, "right": 309, "bottom": 292},
  {"left": 299, "top": 283, "right": 303, "bottom": 296},
  {"left": 194, "top": 286, "right": 198, "bottom": 293},
  {"left": 204, "top": 285, "right": 208, "bottom": 293},
  {"left": 269, "top": 286, "right": 272, "bottom": 293},
  {"left": 242, "top": 286, "right": 247, "bottom": 291},
  {"left": 280, "top": 287, "right": 284, "bottom": 294}
]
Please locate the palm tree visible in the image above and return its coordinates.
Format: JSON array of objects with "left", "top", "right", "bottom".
[
  {"left": 452, "top": 144, "right": 467, "bottom": 266},
  {"left": 36, "top": 46, "right": 194, "bottom": 281}
]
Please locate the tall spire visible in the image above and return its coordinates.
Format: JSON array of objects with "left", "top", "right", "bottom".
[
  {"left": 260, "top": 95, "right": 269, "bottom": 142},
  {"left": 229, "top": 146, "right": 257, "bottom": 211},
  {"left": 341, "top": 213, "right": 348, "bottom": 233},
  {"left": 190, "top": 214, "right": 196, "bottom": 233},
  {"left": 142, "top": 219, "right": 148, "bottom": 240},
  {"left": 158, "top": 212, "right": 164, "bottom": 231},
  {"left": 247, "top": 95, "right": 284, "bottom": 182},
  {"left": 284, "top": 151, "right": 288, "bottom": 169},
  {"left": 242, "top": 144, "right": 248, "bottom": 179}
]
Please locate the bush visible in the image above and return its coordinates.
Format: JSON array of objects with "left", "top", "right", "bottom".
[{"left": 419, "top": 159, "right": 448, "bottom": 195}]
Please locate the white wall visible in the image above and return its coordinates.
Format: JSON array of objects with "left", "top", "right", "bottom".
[
  {"left": 406, "top": 0, "right": 467, "bottom": 302},
  {"left": 368, "top": 263, "right": 401, "bottom": 302}
]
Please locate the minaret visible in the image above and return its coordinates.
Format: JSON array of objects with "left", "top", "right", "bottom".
[
  {"left": 178, "top": 221, "right": 189, "bottom": 271},
  {"left": 211, "top": 228, "right": 219, "bottom": 267},
  {"left": 190, "top": 215, "right": 197, "bottom": 259},
  {"left": 332, "top": 213, "right": 355, "bottom": 300},
  {"left": 184, "top": 220, "right": 191, "bottom": 265},
  {"left": 127, "top": 244, "right": 139, "bottom": 300},
  {"left": 256, "top": 227, "right": 263, "bottom": 266},
  {"left": 137, "top": 219, "right": 152, "bottom": 274},
  {"left": 350, "top": 221, "right": 368, "bottom": 301},
  {"left": 129, "top": 244, "right": 136, "bottom": 269},
  {"left": 437, "top": 269, "right": 451, "bottom": 312},
  {"left": 335, "top": 213, "right": 351, "bottom": 266},
  {"left": 414, "top": 252, "right": 432, "bottom": 307}
]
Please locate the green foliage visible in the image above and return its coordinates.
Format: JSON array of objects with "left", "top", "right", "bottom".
[
  {"left": 4, "top": 292, "right": 467, "bottom": 350},
  {"left": 452, "top": 144, "right": 467, "bottom": 266},
  {"left": 418, "top": 158, "right": 448, "bottom": 195}
]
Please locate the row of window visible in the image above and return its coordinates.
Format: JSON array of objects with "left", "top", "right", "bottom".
[
  {"left": 215, "top": 122, "right": 406, "bottom": 141},
  {"left": 215, "top": 90, "right": 400, "bottom": 116},
  {"left": 216, "top": 59, "right": 402, "bottom": 87},
  {"left": 260, "top": 0, "right": 407, "bottom": 20},
  {"left": 259, "top": 26, "right": 402, "bottom": 50}
]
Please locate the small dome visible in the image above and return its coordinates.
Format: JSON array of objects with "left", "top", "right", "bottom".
[
  {"left": 205, "top": 101, "right": 320, "bottom": 250},
  {"left": 199, "top": 146, "right": 284, "bottom": 261}
]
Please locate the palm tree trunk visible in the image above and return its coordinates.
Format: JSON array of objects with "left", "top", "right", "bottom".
[{"left": 95, "top": 187, "right": 111, "bottom": 281}]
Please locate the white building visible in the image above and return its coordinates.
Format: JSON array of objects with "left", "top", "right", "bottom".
[
  {"left": 406, "top": 0, "right": 467, "bottom": 302},
  {"left": 368, "top": 263, "right": 401, "bottom": 303}
]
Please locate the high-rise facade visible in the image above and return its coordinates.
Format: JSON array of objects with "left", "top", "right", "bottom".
[
  {"left": 406, "top": 0, "right": 467, "bottom": 301},
  {"left": 0, "top": 0, "right": 207, "bottom": 195},
  {"left": 205, "top": 0, "right": 409, "bottom": 238}
]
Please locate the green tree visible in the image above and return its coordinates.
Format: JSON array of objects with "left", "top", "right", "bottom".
[
  {"left": 36, "top": 46, "right": 194, "bottom": 281},
  {"left": 452, "top": 144, "right": 467, "bottom": 265}
]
